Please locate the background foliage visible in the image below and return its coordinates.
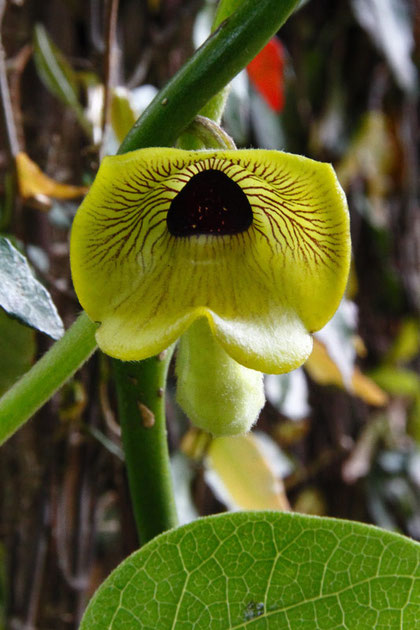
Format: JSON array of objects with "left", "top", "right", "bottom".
[{"left": 0, "top": 0, "right": 419, "bottom": 628}]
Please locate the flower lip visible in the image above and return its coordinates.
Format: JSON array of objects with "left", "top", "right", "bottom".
[
  {"left": 70, "top": 147, "right": 351, "bottom": 373},
  {"left": 166, "top": 168, "right": 253, "bottom": 237}
]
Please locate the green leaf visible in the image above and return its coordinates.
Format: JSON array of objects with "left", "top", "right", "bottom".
[
  {"left": 385, "top": 318, "right": 420, "bottom": 365},
  {"left": 111, "top": 88, "right": 138, "bottom": 144},
  {"left": 0, "top": 237, "right": 64, "bottom": 340},
  {"left": 80, "top": 511, "right": 420, "bottom": 629},
  {"left": 212, "top": 0, "right": 242, "bottom": 30},
  {"left": 370, "top": 365, "right": 420, "bottom": 398},
  {"left": 0, "top": 309, "right": 35, "bottom": 396},
  {"left": 33, "top": 24, "right": 92, "bottom": 135}
]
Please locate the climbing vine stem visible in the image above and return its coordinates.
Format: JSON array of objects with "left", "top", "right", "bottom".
[{"left": 113, "top": 348, "right": 177, "bottom": 544}]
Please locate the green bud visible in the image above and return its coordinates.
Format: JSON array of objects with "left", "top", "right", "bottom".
[{"left": 176, "top": 318, "right": 265, "bottom": 436}]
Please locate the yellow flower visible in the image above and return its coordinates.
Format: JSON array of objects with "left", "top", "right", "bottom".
[
  {"left": 71, "top": 147, "right": 350, "bottom": 435},
  {"left": 71, "top": 147, "right": 350, "bottom": 374}
]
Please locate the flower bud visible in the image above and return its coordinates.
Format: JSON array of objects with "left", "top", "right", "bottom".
[{"left": 176, "top": 318, "right": 265, "bottom": 436}]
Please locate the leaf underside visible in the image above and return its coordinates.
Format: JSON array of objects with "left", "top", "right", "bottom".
[{"left": 0, "top": 237, "right": 64, "bottom": 340}]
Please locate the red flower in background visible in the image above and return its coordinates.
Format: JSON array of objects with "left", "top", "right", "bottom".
[{"left": 246, "top": 37, "right": 285, "bottom": 113}]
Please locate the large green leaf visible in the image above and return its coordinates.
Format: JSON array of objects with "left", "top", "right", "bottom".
[
  {"left": 0, "top": 237, "right": 64, "bottom": 339},
  {"left": 33, "top": 24, "right": 92, "bottom": 135},
  {"left": 81, "top": 511, "right": 420, "bottom": 629}
]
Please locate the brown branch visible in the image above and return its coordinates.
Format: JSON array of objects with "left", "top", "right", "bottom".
[
  {"left": 0, "top": 0, "right": 20, "bottom": 157},
  {"left": 8, "top": 43, "right": 32, "bottom": 152},
  {"left": 101, "top": 0, "right": 119, "bottom": 147}
]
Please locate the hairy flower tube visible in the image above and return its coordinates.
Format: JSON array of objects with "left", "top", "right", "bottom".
[{"left": 70, "top": 148, "right": 350, "bottom": 435}]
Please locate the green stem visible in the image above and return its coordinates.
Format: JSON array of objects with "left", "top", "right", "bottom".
[
  {"left": 184, "top": 115, "right": 236, "bottom": 149},
  {"left": 0, "top": 312, "right": 97, "bottom": 445},
  {"left": 119, "top": 0, "right": 299, "bottom": 153},
  {"left": 113, "top": 349, "right": 177, "bottom": 544}
]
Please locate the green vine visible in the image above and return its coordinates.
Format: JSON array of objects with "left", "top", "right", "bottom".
[
  {"left": 0, "top": 312, "right": 97, "bottom": 445},
  {"left": 113, "top": 349, "right": 177, "bottom": 543}
]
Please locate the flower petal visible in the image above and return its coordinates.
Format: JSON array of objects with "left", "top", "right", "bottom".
[
  {"left": 71, "top": 148, "right": 350, "bottom": 372},
  {"left": 209, "top": 309, "right": 312, "bottom": 374}
]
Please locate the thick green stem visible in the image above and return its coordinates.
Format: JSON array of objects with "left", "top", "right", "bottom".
[
  {"left": 119, "top": 0, "right": 298, "bottom": 153},
  {"left": 0, "top": 312, "right": 97, "bottom": 445},
  {"left": 113, "top": 349, "right": 177, "bottom": 543}
]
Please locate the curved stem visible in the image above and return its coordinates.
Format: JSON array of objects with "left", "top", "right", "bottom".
[
  {"left": 113, "top": 349, "right": 177, "bottom": 544},
  {"left": 118, "top": 0, "right": 298, "bottom": 153},
  {"left": 0, "top": 312, "right": 97, "bottom": 445},
  {"left": 185, "top": 115, "right": 236, "bottom": 149}
]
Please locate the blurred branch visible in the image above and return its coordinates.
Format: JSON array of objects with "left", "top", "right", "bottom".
[
  {"left": 126, "top": 0, "right": 202, "bottom": 89},
  {"left": 101, "top": 0, "right": 119, "bottom": 147},
  {"left": 184, "top": 115, "right": 237, "bottom": 149},
  {"left": 8, "top": 43, "right": 32, "bottom": 152},
  {"left": 89, "top": 0, "right": 105, "bottom": 53},
  {"left": 0, "top": 0, "right": 20, "bottom": 157}
]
